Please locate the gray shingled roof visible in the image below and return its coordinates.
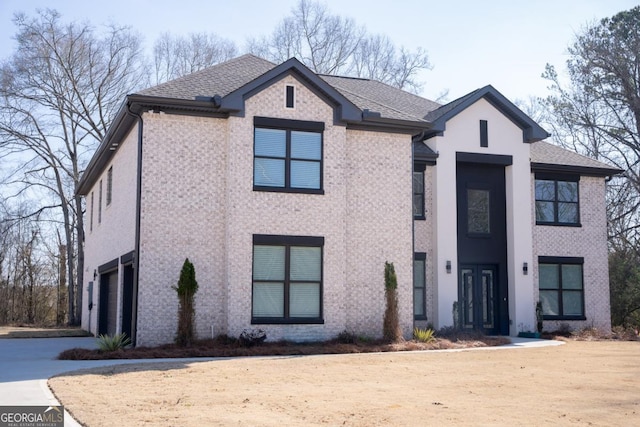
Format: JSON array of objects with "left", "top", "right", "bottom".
[
  {"left": 137, "top": 54, "right": 440, "bottom": 123},
  {"left": 531, "top": 141, "right": 620, "bottom": 173},
  {"left": 138, "top": 54, "right": 276, "bottom": 99},
  {"left": 320, "top": 75, "right": 440, "bottom": 122}
]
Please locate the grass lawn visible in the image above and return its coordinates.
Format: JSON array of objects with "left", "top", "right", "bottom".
[{"left": 49, "top": 340, "right": 640, "bottom": 426}]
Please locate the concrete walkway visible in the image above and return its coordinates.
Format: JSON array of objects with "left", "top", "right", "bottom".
[{"left": 0, "top": 336, "right": 563, "bottom": 426}]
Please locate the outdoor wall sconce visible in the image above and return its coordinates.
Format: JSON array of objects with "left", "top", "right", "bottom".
[
  {"left": 446, "top": 260, "right": 452, "bottom": 274},
  {"left": 93, "top": 269, "right": 97, "bottom": 280},
  {"left": 523, "top": 262, "right": 528, "bottom": 275}
]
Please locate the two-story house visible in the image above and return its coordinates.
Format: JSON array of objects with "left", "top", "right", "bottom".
[{"left": 77, "top": 54, "right": 619, "bottom": 346}]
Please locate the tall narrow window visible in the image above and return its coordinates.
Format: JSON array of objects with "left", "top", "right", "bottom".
[
  {"left": 538, "top": 257, "right": 584, "bottom": 319},
  {"left": 480, "top": 120, "right": 488, "bottom": 147},
  {"left": 413, "top": 253, "right": 426, "bottom": 319},
  {"left": 90, "top": 192, "right": 94, "bottom": 232},
  {"left": 253, "top": 117, "right": 323, "bottom": 193},
  {"left": 98, "top": 180, "right": 103, "bottom": 224},
  {"left": 285, "top": 85, "right": 295, "bottom": 108},
  {"left": 413, "top": 167, "right": 425, "bottom": 219},
  {"left": 106, "top": 166, "right": 113, "bottom": 206},
  {"left": 252, "top": 235, "right": 324, "bottom": 324}
]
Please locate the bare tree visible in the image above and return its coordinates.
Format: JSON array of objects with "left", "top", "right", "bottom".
[
  {"left": 0, "top": 9, "right": 148, "bottom": 324},
  {"left": 153, "top": 32, "right": 238, "bottom": 83},
  {"left": 540, "top": 6, "right": 640, "bottom": 327},
  {"left": 248, "top": 0, "right": 431, "bottom": 93}
]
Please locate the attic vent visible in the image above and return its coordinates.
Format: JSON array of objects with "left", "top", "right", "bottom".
[{"left": 286, "top": 85, "right": 295, "bottom": 108}]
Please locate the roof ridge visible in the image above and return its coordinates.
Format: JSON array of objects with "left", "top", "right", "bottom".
[{"left": 330, "top": 83, "right": 425, "bottom": 121}]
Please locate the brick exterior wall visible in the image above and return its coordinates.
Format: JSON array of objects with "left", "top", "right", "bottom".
[
  {"left": 532, "top": 174, "right": 612, "bottom": 333},
  {"left": 133, "top": 73, "right": 415, "bottom": 346},
  {"left": 414, "top": 165, "right": 436, "bottom": 327},
  {"left": 81, "top": 125, "right": 138, "bottom": 334}
]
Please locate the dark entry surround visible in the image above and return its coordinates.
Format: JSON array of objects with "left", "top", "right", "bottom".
[{"left": 456, "top": 154, "right": 510, "bottom": 334}]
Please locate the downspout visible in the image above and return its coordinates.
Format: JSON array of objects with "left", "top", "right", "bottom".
[
  {"left": 126, "top": 101, "right": 143, "bottom": 347},
  {"left": 411, "top": 138, "right": 416, "bottom": 333}
]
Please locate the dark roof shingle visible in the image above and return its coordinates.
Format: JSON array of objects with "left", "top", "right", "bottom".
[{"left": 138, "top": 54, "right": 276, "bottom": 99}]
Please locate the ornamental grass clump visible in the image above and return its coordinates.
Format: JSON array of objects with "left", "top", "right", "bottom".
[
  {"left": 96, "top": 333, "right": 131, "bottom": 351},
  {"left": 413, "top": 327, "right": 436, "bottom": 343}
]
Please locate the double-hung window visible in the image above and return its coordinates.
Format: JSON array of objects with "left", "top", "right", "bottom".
[
  {"left": 253, "top": 117, "right": 324, "bottom": 193},
  {"left": 535, "top": 174, "right": 580, "bottom": 226},
  {"left": 252, "top": 235, "right": 324, "bottom": 324},
  {"left": 538, "top": 256, "right": 585, "bottom": 319}
]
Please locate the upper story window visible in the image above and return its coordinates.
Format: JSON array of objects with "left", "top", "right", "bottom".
[
  {"left": 538, "top": 256, "right": 585, "bottom": 320},
  {"left": 413, "top": 163, "right": 426, "bottom": 220},
  {"left": 98, "top": 179, "right": 103, "bottom": 224},
  {"left": 253, "top": 117, "right": 324, "bottom": 194},
  {"left": 535, "top": 174, "right": 580, "bottom": 226},
  {"left": 106, "top": 166, "right": 113, "bottom": 206},
  {"left": 252, "top": 234, "right": 324, "bottom": 324},
  {"left": 90, "top": 191, "right": 94, "bottom": 232},
  {"left": 285, "top": 85, "right": 295, "bottom": 108}
]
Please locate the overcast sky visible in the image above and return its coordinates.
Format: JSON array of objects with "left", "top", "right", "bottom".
[{"left": 1, "top": 0, "right": 638, "bottom": 103}]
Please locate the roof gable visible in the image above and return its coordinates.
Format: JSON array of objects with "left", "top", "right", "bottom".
[
  {"left": 220, "top": 57, "right": 362, "bottom": 123},
  {"left": 424, "top": 85, "right": 549, "bottom": 143}
]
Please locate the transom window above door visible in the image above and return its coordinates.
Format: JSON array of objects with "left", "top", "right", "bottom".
[{"left": 253, "top": 117, "right": 324, "bottom": 194}]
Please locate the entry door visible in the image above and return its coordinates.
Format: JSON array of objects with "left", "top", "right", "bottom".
[
  {"left": 456, "top": 161, "right": 509, "bottom": 335},
  {"left": 460, "top": 265, "right": 497, "bottom": 333}
]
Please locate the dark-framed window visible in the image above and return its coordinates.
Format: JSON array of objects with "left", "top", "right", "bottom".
[
  {"left": 253, "top": 117, "right": 324, "bottom": 194},
  {"left": 285, "top": 85, "right": 295, "bottom": 108},
  {"left": 413, "top": 253, "right": 426, "bottom": 319},
  {"left": 90, "top": 191, "right": 94, "bottom": 232},
  {"left": 535, "top": 173, "right": 580, "bottom": 226},
  {"left": 538, "top": 256, "right": 585, "bottom": 320},
  {"left": 106, "top": 166, "right": 113, "bottom": 206},
  {"left": 252, "top": 234, "right": 324, "bottom": 324},
  {"left": 413, "top": 163, "right": 426, "bottom": 219},
  {"left": 98, "top": 179, "right": 102, "bottom": 224}
]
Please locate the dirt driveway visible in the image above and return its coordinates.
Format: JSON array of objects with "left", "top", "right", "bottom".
[{"left": 50, "top": 340, "right": 639, "bottom": 426}]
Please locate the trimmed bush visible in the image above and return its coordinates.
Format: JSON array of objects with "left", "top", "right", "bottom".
[
  {"left": 174, "top": 258, "right": 198, "bottom": 347},
  {"left": 383, "top": 261, "right": 402, "bottom": 342}
]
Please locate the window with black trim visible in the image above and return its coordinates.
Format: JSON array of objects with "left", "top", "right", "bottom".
[
  {"left": 285, "top": 85, "right": 295, "bottom": 108},
  {"left": 413, "top": 253, "right": 426, "bottom": 319},
  {"left": 252, "top": 235, "right": 323, "bottom": 324},
  {"left": 90, "top": 191, "right": 94, "bottom": 232},
  {"left": 106, "top": 166, "right": 113, "bottom": 206},
  {"left": 535, "top": 174, "right": 580, "bottom": 226},
  {"left": 98, "top": 179, "right": 103, "bottom": 224},
  {"left": 413, "top": 163, "right": 426, "bottom": 219},
  {"left": 253, "top": 117, "right": 323, "bottom": 193},
  {"left": 538, "top": 256, "right": 584, "bottom": 319}
]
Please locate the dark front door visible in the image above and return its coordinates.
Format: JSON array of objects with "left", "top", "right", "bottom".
[
  {"left": 457, "top": 161, "right": 509, "bottom": 334},
  {"left": 121, "top": 265, "right": 134, "bottom": 340},
  {"left": 460, "top": 264, "right": 497, "bottom": 332},
  {"left": 98, "top": 271, "right": 118, "bottom": 336}
]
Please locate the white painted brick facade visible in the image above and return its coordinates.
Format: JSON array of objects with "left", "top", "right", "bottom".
[
  {"left": 81, "top": 125, "right": 138, "bottom": 335},
  {"left": 131, "top": 74, "right": 414, "bottom": 346},
  {"left": 82, "top": 71, "right": 612, "bottom": 346},
  {"left": 532, "top": 175, "right": 612, "bottom": 333}
]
